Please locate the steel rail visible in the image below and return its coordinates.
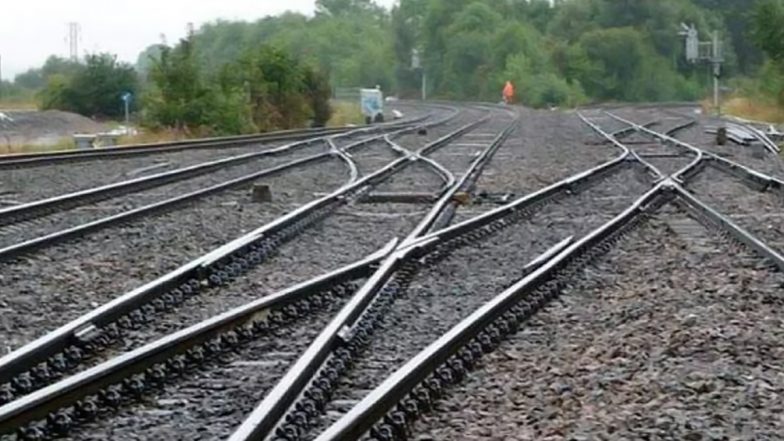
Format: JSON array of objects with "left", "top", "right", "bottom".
[
  {"left": 705, "top": 155, "right": 784, "bottom": 192},
  {"left": 577, "top": 112, "right": 665, "bottom": 180},
  {"left": 0, "top": 114, "right": 430, "bottom": 169},
  {"left": 420, "top": 121, "right": 518, "bottom": 234},
  {"left": 607, "top": 119, "right": 659, "bottom": 141},
  {"left": 314, "top": 184, "right": 784, "bottom": 441},
  {"left": 396, "top": 114, "right": 632, "bottom": 257},
  {"left": 607, "top": 112, "right": 784, "bottom": 192},
  {"left": 673, "top": 183, "right": 784, "bottom": 272},
  {"left": 312, "top": 182, "right": 671, "bottom": 441},
  {"left": 197, "top": 117, "right": 487, "bottom": 272},
  {"left": 0, "top": 114, "right": 478, "bottom": 391},
  {"left": 583, "top": 112, "right": 784, "bottom": 268},
  {"left": 399, "top": 155, "right": 629, "bottom": 257},
  {"left": 327, "top": 138, "right": 360, "bottom": 185},
  {"left": 605, "top": 112, "right": 703, "bottom": 182},
  {"left": 0, "top": 122, "right": 434, "bottom": 262},
  {"left": 0, "top": 127, "right": 346, "bottom": 168},
  {"left": 731, "top": 121, "right": 781, "bottom": 154},
  {"left": 0, "top": 109, "right": 463, "bottom": 260},
  {"left": 580, "top": 111, "right": 784, "bottom": 273},
  {"left": 0, "top": 153, "right": 328, "bottom": 262},
  {"left": 0, "top": 121, "right": 427, "bottom": 229},
  {"left": 383, "top": 135, "right": 455, "bottom": 191},
  {"left": 0, "top": 240, "right": 399, "bottom": 435},
  {"left": 228, "top": 114, "right": 518, "bottom": 441},
  {"left": 580, "top": 113, "right": 699, "bottom": 183},
  {"left": 311, "top": 113, "right": 783, "bottom": 441},
  {"left": 402, "top": 120, "right": 516, "bottom": 243}
]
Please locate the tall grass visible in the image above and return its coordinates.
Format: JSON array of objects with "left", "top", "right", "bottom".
[
  {"left": 0, "top": 138, "right": 75, "bottom": 155},
  {"left": 723, "top": 96, "right": 784, "bottom": 124},
  {"left": 0, "top": 99, "right": 37, "bottom": 110}
]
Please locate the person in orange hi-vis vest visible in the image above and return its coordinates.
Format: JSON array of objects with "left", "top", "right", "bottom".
[{"left": 502, "top": 81, "right": 515, "bottom": 104}]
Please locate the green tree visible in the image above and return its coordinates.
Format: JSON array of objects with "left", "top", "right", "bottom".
[
  {"left": 303, "top": 67, "right": 333, "bottom": 127},
  {"left": 39, "top": 54, "right": 138, "bottom": 118},
  {"left": 315, "top": 0, "right": 382, "bottom": 17},
  {"left": 752, "top": 0, "right": 784, "bottom": 63},
  {"left": 14, "top": 56, "right": 82, "bottom": 90},
  {"left": 144, "top": 37, "right": 233, "bottom": 131},
  {"left": 751, "top": 0, "right": 784, "bottom": 104}
]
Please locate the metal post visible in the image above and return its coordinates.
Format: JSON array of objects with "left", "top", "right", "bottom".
[
  {"left": 421, "top": 69, "right": 427, "bottom": 101},
  {"left": 713, "top": 31, "right": 721, "bottom": 116},
  {"left": 124, "top": 99, "right": 130, "bottom": 127}
]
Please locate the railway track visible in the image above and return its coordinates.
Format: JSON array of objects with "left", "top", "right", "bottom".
[
  {"left": 614, "top": 105, "right": 784, "bottom": 180},
  {"left": 452, "top": 109, "right": 628, "bottom": 223},
  {"left": 226, "top": 112, "right": 647, "bottom": 440},
  {"left": 406, "top": 205, "right": 784, "bottom": 440},
  {"left": 0, "top": 104, "right": 517, "bottom": 439},
  {"left": 0, "top": 118, "right": 429, "bottom": 238},
  {"left": 0, "top": 106, "right": 466, "bottom": 378},
  {"left": 0, "top": 128, "right": 345, "bottom": 170},
  {"left": 287, "top": 109, "right": 784, "bottom": 441},
  {"left": 0, "top": 103, "right": 782, "bottom": 440},
  {"left": 0, "top": 122, "right": 442, "bottom": 257},
  {"left": 0, "top": 102, "right": 431, "bottom": 171}
]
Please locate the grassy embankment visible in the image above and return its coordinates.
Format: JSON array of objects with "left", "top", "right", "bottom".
[
  {"left": 722, "top": 96, "right": 784, "bottom": 124},
  {"left": 703, "top": 96, "right": 784, "bottom": 151}
]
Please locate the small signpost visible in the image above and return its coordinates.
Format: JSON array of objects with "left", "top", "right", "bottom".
[
  {"left": 121, "top": 92, "right": 133, "bottom": 127},
  {"left": 680, "top": 23, "right": 724, "bottom": 115},
  {"left": 360, "top": 88, "right": 384, "bottom": 124}
]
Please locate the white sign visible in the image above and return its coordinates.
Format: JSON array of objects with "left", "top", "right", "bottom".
[{"left": 360, "top": 89, "right": 384, "bottom": 118}]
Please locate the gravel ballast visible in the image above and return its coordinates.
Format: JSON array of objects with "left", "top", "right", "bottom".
[
  {"left": 0, "top": 140, "right": 306, "bottom": 203},
  {"left": 0, "top": 158, "right": 350, "bottom": 353},
  {"left": 6, "top": 103, "right": 784, "bottom": 441},
  {"left": 412, "top": 207, "right": 784, "bottom": 440},
  {"left": 455, "top": 110, "right": 621, "bottom": 223},
  {"left": 302, "top": 165, "right": 656, "bottom": 439}
]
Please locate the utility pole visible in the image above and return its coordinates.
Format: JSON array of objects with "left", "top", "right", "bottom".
[
  {"left": 412, "top": 48, "right": 426, "bottom": 101},
  {"left": 712, "top": 30, "right": 722, "bottom": 116},
  {"left": 67, "top": 22, "right": 81, "bottom": 61},
  {"left": 422, "top": 70, "right": 427, "bottom": 101}
]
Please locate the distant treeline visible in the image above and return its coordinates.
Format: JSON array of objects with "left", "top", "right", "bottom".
[
  {"left": 134, "top": 0, "right": 783, "bottom": 108},
  {"left": 3, "top": 0, "right": 783, "bottom": 132}
]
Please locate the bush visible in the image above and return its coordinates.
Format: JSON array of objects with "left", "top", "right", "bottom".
[
  {"left": 502, "top": 53, "right": 586, "bottom": 108},
  {"left": 143, "top": 37, "right": 332, "bottom": 135},
  {"left": 39, "top": 54, "right": 137, "bottom": 118}
]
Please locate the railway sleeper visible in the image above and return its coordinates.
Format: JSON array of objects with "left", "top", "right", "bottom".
[
  {"left": 321, "top": 211, "right": 653, "bottom": 441},
  {"left": 0, "top": 109, "right": 474, "bottom": 427},
  {"left": 265, "top": 172, "right": 645, "bottom": 441},
  {"left": 10, "top": 280, "right": 363, "bottom": 441},
  {"left": 0, "top": 111, "right": 475, "bottom": 405},
  {"left": 0, "top": 201, "right": 344, "bottom": 407},
  {"left": 318, "top": 183, "right": 784, "bottom": 441}
]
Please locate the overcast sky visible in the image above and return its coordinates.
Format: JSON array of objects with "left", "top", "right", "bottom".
[{"left": 0, "top": 0, "right": 396, "bottom": 79}]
